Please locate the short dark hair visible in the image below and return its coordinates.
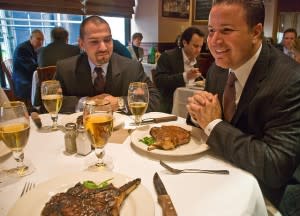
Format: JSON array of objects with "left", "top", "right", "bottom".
[
  {"left": 283, "top": 28, "right": 297, "bottom": 38},
  {"left": 179, "top": 27, "right": 205, "bottom": 48},
  {"left": 80, "top": 15, "right": 110, "bottom": 39},
  {"left": 132, "top": 32, "right": 143, "bottom": 41},
  {"left": 51, "top": 27, "right": 68, "bottom": 42},
  {"left": 31, "top": 29, "right": 43, "bottom": 37},
  {"left": 213, "top": 0, "right": 265, "bottom": 29}
]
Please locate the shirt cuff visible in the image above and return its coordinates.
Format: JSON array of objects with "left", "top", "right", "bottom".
[
  {"left": 183, "top": 71, "right": 188, "bottom": 83},
  {"left": 204, "top": 119, "right": 222, "bottom": 136}
]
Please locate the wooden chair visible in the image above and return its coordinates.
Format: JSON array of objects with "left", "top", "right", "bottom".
[
  {"left": 37, "top": 65, "right": 56, "bottom": 83},
  {"left": 32, "top": 66, "right": 56, "bottom": 110},
  {"left": 1, "top": 59, "right": 16, "bottom": 100}
]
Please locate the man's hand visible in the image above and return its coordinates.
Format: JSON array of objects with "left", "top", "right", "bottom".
[
  {"left": 89, "top": 94, "right": 119, "bottom": 111},
  {"left": 186, "top": 68, "right": 201, "bottom": 80},
  {"left": 103, "top": 95, "right": 119, "bottom": 111},
  {"left": 186, "top": 91, "right": 222, "bottom": 128}
]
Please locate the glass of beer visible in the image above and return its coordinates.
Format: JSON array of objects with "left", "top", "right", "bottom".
[
  {"left": 41, "top": 80, "right": 63, "bottom": 131},
  {"left": 83, "top": 99, "right": 113, "bottom": 170},
  {"left": 127, "top": 82, "right": 149, "bottom": 125},
  {"left": 0, "top": 101, "right": 32, "bottom": 176}
]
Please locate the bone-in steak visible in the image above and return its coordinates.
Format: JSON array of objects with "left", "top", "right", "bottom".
[
  {"left": 148, "top": 125, "right": 191, "bottom": 150},
  {"left": 41, "top": 178, "right": 141, "bottom": 216}
]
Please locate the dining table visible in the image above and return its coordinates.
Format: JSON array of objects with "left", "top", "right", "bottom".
[
  {"left": 0, "top": 112, "right": 268, "bottom": 216},
  {"left": 142, "top": 62, "right": 156, "bottom": 81}
]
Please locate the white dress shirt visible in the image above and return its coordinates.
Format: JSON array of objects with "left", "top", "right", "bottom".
[
  {"left": 182, "top": 49, "right": 197, "bottom": 84},
  {"left": 204, "top": 44, "right": 262, "bottom": 136}
]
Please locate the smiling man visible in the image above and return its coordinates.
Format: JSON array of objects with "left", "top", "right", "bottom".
[
  {"left": 154, "top": 27, "right": 205, "bottom": 113},
  {"left": 54, "top": 16, "right": 159, "bottom": 113},
  {"left": 186, "top": 0, "right": 300, "bottom": 210}
]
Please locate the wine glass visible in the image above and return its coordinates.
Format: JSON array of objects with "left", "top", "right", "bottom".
[
  {"left": 127, "top": 82, "right": 149, "bottom": 125},
  {"left": 0, "top": 101, "right": 32, "bottom": 177},
  {"left": 41, "top": 80, "right": 63, "bottom": 131},
  {"left": 83, "top": 99, "right": 113, "bottom": 170}
]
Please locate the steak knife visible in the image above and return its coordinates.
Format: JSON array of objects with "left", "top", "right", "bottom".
[
  {"left": 130, "top": 115, "right": 178, "bottom": 125},
  {"left": 153, "top": 172, "right": 178, "bottom": 216}
]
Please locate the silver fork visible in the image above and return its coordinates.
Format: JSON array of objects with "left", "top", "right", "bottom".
[
  {"left": 20, "top": 182, "right": 35, "bottom": 197},
  {"left": 160, "top": 160, "right": 230, "bottom": 175}
]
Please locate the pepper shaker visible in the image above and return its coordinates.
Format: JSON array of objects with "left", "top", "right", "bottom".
[{"left": 64, "top": 123, "right": 77, "bottom": 154}]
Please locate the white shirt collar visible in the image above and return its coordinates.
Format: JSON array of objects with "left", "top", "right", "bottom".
[
  {"left": 230, "top": 43, "right": 262, "bottom": 89},
  {"left": 88, "top": 58, "right": 109, "bottom": 77},
  {"left": 182, "top": 49, "right": 197, "bottom": 66}
]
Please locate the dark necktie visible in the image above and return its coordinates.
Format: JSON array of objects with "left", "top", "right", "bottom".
[
  {"left": 94, "top": 67, "right": 105, "bottom": 94},
  {"left": 223, "top": 72, "right": 237, "bottom": 122}
]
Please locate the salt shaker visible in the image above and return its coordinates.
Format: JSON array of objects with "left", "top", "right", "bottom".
[
  {"left": 64, "top": 123, "right": 77, "bottom": 154},
  {"left": 76, "top": 126, "right": 91, "bottom": 155}
]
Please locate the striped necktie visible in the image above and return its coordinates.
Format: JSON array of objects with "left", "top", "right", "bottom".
[
  {"left": 223, "top": 72, "right": 237, "bottom": 122},
  {"left": 94, "top": 67, "right": 105, "bottom": 94}
]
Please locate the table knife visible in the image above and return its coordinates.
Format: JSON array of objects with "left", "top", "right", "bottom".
[
  {"left": 153, "top": 172, "right": 178, "bottom": 216},
  {"left": 130, "top": 115, "right": 177, "bottom": 125}
]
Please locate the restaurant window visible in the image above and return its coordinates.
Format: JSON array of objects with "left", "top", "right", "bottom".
[{"left": 0, "top": 10, "right": 127, "bottom": 61}]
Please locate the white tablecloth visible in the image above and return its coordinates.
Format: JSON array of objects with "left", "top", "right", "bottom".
[
  {"left": 172, "top": 87, "right": 203, "bottom": 118},
  {"left": 0, "top": 112, "right": 267, "bottom": 216}
]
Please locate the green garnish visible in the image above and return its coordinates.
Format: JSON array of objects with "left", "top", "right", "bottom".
[
  {"left": 139, "top": 136, "right": 155, "bottom": 146},
  {"left": 83, "top": 178, "right": 113, "bottom": 189}
]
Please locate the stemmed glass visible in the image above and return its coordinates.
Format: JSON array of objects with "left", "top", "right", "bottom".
[
  {"left": 83, "top": 99, "right": 113, "bottom": 170},
  {"left": 41, "top": 80, "right": 63, "bottom": 131},
  {"left": 127, "top": 82, "right": 149, "bottom": 126},
  {"left": 0, "top": 101, "right": 32, "bottom": 177}
]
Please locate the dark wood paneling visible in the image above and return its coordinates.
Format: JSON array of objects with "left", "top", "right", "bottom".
[{"left": 278, "top": 0, "right": 300, "bottom": 12}]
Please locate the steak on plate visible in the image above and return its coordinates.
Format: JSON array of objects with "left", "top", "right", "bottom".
[
  {"left": 41, "top": 178, "right": 141, "bottom": 216},
  {"left": 148, "top": 125, "right": 191, "bottom": 150}
]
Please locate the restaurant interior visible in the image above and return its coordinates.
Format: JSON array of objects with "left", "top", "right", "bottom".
[{"left": 0, "top": 0, "right": 300, "bottom": 216}]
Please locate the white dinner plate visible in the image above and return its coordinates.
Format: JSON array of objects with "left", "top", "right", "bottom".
[
  {"left": 130, "top": 122, "right": 209, "bottom": 156},
  {"left": 60, "top": 112, "right": 125, "bottom": 129},
  {"left": 0, "top": 141, "right": 11, "bottom": 158},
  {"left": 8, "top": 171, "right": 154, "bottom": 216}
]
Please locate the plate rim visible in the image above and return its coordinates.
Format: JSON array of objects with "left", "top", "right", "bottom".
[
  {"left": 59, "top": 112, "right": 125, "bottom": 129},
  {"left": 130, "top": 122, "right": 209, "bottom": 156},
  {"left": 8, "top": 171, "right": 154, "bottom": 216}
]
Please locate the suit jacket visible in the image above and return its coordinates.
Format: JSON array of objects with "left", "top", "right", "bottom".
[
  {"left": 12, "top": 40, "right": 38, "bottom": 99},
  {"left": 127, "top": 46, "right": 144, "bottom": 61},
  {"left": 154, "top": 47, "right": 200, "bottom": 113},
  {"left": 37, "top": 41, "right": 80, "bottom": 67},
  {"left": 192, "top": 42, "right": 300, "bottom": 207},
  {"left": 55, "top": 53, "right": 160, "bottom": 113}
]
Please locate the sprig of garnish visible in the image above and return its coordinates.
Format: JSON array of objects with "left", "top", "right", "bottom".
[
  {"left": 83, "top": 178, "right": 113, "bottom": 189},
  {"left": 139, "top": 136, "right": 155, "bottom": 146}
]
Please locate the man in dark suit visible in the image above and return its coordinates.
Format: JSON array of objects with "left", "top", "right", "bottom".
[
  {"left": 38, "top": 26, "right": 80, "bottom": 67},
  {"left": 275, "top": 28, "right": 297, "bottom": 58},
  {"left": 187, "top": 0, "right": 300, "bottom": 210},
  {"left": 55, "top": 16, "right": 159, "bottom": 113},
  {"left": 12, "top": 29, "right": 44, "bottom": 104},
  {"left": 154, "top": 27, "right": 205, "bottom": 113}
]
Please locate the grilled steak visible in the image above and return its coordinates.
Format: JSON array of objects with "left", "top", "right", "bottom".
[
  {"left": 41, "top": 178, "right": 141, "bottom": 216},
  {"left": 148, "top": 125, "right": 191, "bottom": 150}
]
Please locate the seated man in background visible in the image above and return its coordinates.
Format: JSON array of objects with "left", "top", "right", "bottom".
[
  {"left": 276, "top": 28, "right": 297, "bottom": 58},
  {"left": 187, "top": 0, "right": 300, "bottom": 211},
  {"left": 55, "top": 16, "right": 160, "bottom": 113},
  {"left": 12, "top": 29, "right": 44, "bottom": 110},
  {"left": 154, "top": 27, "right": 205, "bottom": 113},
  {"left": 292, "top": 38, "right": 300, "bottom": 63},
  {"left": 127, "top": 32, "right": 144, "bottom": 61},
  {"left": 38, "top": 26, "right": 80, "bottom": 67}
]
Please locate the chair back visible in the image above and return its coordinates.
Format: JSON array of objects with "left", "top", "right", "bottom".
[
  {"left": 37, "top": 66, "right": 56, "bottom": 82},
  {"left": 1, "top": 59, "right": 16, "bottom": 100}
]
